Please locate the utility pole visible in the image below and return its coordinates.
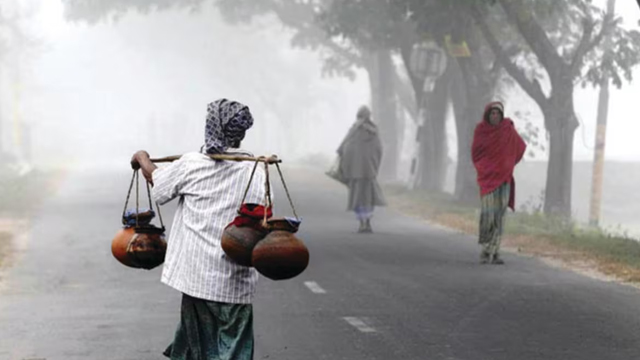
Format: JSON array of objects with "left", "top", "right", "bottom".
[
  {"left": 589, "top": 0, "right": 616, "bottom": 227},
  {"left": 13, "top": 66, "right": 22, "bottom": 156},
  {"left": 0, "top": 80, "right": 3, "bottom": 156}
]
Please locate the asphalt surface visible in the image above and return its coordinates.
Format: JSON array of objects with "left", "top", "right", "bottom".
[{"left": 1, "top": 167, "right": 640, "bottom": 360}]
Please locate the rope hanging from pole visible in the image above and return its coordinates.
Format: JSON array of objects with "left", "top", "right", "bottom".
[{"left": 146, "top": 153, "right": 300, "bottom": 226}]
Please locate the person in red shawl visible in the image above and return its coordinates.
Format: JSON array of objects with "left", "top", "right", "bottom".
[{"left": 472, "top": 101, "right": 526, "bottom": 264}]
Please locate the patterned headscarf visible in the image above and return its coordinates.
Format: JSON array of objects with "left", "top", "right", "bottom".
[{"left": 204, "top": 99, "right": 254, "bottom": 154}]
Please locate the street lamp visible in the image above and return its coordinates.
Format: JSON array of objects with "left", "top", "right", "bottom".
[
  {"left": 407, "top": 41, "right": 447, "bottom": 189},
  {"left": 409, "top": 41, "right": 447, "bottom": 93}
]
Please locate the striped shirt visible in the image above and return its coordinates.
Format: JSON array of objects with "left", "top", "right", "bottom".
[{"left": 151, "top": 150, "right": 267, "bottom": 304}]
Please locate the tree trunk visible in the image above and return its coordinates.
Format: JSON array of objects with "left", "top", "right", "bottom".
[
  {"left": 368, "top": 49, "right": 398, "bottom": 182},
  {"left": 392, "top": 69, "right": 417, "bottom": 120},
  {"left": 484, "top": 0, "right": 582, "bottom": 218},
  {"left": 415, "top": 68, "right": 450, "bottom": 191},
  {"left": 542, "top": 91, "right": 578, "bottom": 217},
  {"left": 451, "top": 60, "right": 482, "bottom": 204},
  {"left": 446, "top": 8, "right": 499, "bottom": 204},
  {"left": 0, "top": 106, "right": 3, "bottom": 155},
  {"left": 452, "top": 37, "right": 499, "bottom": 204}
]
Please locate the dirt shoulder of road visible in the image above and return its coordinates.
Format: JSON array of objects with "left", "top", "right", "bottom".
[
  {"left": 0, "top": 170, "right": 66, "bottom": 274},
  {"left": 383, "top": 184, "right": 640, "bottom": 288},
  {"left": 0, "top": 231, "right": 12, "bottom": 270}
]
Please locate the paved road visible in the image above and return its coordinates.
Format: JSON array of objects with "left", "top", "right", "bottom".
[{"left": 1, "top": 167, "right": 640, "bottom": 360}]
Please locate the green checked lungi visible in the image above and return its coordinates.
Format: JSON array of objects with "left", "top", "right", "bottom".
[
  {"left": 164, "top": 294, "right": 254, "bottom": 360},
  {"left": 478, "top": 182, "right": 510, "bottom": 257}
]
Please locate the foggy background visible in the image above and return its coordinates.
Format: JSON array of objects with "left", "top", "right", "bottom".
[
  {"left": 1, "top": 1, "right": 368, "bottom": 169},
  {"left": 1, "top": 0, "right": 639, "bottom": 234}
]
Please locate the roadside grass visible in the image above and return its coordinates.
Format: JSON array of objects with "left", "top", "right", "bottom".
[
  {"left": 384, "top": 184, "right": 640, "bottom": 284},
  {"left": 0, "top": 232, "right": 12, "bottom": 269}
]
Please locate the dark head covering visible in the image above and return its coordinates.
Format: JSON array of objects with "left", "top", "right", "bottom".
[
  {"left": 357, "top": 105, "right": 372, "bottom": 120},
  {"left": 204, "top": 99, "right": 254, "bottom": 154}
]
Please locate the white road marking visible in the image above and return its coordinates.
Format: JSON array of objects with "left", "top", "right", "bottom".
[
  {"left": 343, "top": 317, "right": 376, "bottom": 333},
  {"left": 304, "top": 281, "right": 327, "bottom": 294}
]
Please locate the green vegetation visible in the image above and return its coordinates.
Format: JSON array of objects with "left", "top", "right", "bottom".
[{"left": 385, "top": 184, "right": 640, "bottom": 282}]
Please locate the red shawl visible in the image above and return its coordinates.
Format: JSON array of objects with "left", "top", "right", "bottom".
[{"left": 472, "top": 102, "right": 527, "bottom": 210}]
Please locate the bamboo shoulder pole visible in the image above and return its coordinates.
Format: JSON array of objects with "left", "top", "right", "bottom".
[{"left": 150, "top": 154, "right": 282, "bottom": 164}]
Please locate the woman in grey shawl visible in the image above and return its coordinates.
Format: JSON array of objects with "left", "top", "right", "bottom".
[{"left": 337, "top": 105, "right": 387, "bottom": 233}]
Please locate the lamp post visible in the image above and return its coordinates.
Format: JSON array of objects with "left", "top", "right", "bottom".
[
  {"left": 408, "top": 41, "right": 447, "bottom": 189},
  {"left": 409, "top": 42, "right": 448, "bottom": 93}
]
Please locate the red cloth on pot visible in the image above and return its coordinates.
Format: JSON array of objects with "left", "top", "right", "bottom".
[{"left": 225, "top": 204, "right": 272, "bottom": 231}]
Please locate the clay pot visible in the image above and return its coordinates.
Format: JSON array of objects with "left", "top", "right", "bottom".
[
  {"left": 111, "top": 226, "right": 167, "bottom": 270},
  {"left": 221, "top": 203, "right": 271, "bottom": 267},
  {"left": 221, "top": 225, "right": 267, "bottom": 267},
  {"left": 252, "top": 218, "right": 309, "bottom": 280},
  {"left": 128, "top": 226, "right": 167, "bottom": 270},
  {"left": 112, "top": 227, "right": 137, "bottom": 267}
]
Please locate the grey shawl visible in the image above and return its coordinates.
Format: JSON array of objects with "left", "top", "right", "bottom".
[
  {"left": 337, "top": 118, "right": 386, "bottom": 210},
  {"left": 337, "top": 118, "right": 383, "bottom": 180}
]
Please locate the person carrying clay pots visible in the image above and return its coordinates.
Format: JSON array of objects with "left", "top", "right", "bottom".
[{"left": 131, "top": 98, "right": 267, "bottom": 360}]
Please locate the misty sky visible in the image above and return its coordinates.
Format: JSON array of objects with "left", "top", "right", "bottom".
[{"left": 2, "top": 0, "right": 640, "bottom": 170}]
